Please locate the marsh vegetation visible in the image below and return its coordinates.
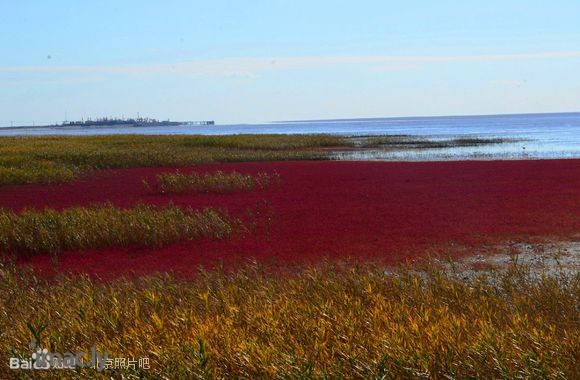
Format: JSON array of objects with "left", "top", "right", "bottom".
[
  {"left": 0, "top": 261, "right": 577, "bottom": 379},
  {"left": 352, "top": 135, "right": 519, "bottom": 149},
  {"left": 0, "top": 135, "right": 346, "bottom": 185},
  {"left": 0, "top": 204, "right": 242, "bottom": 255},
  {"left": 152, "top": 170, "right": 281, "bottom": 194}
]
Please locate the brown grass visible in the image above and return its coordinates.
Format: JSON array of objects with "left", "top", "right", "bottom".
[{"left": 0, "top": 261, "right": 577, "bottom": 379}]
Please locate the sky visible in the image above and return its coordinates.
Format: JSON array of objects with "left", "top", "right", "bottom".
[{"left": 1, "top": 1, "right": 580, "bottom": 125}]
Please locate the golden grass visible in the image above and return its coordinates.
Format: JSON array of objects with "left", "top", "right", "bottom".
[
  {"left": 153, "top": 170, "right": 281, "bottom": 194},
  {"left": 0, "top": 262, "right": 577, "bottom": 379},
  {"left": 0, "top": 134, "right": 348, "bottom": 185},
  {"left": 0, "top": 204, "right": 241, "bottom": 256}
]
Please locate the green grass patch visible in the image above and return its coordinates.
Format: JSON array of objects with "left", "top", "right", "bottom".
[{"left": 0, "top": 134, "right": 349, "bottom": 185}]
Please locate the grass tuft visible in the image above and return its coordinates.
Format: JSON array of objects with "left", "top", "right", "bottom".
[
  {"left": 154, "top": 170, "right": 281, "bottom": 194},
  {"left": 0, "top": 204, "right": 242, "bottom": 255}
]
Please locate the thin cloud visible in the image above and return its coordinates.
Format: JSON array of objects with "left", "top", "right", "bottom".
[
  {"left": 1, "top": 75, "right": 109, "bottom": 87},
  {"left": 490, "top": 79, "right": 527, "bottom": 88},
  {"left": 1, "top": 51, "right": 579, "bottom": 78}
]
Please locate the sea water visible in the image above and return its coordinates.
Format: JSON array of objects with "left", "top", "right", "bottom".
[{"left": 1, "top": 112, "right": 579, "bottom": 160}]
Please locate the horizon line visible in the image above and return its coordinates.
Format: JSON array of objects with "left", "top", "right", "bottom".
[
  {"left": 274, "top": 110, "right": 580, "bottom": 124},
  {"left": 2, "top": 110, "right": 580, "bottom": 129}
]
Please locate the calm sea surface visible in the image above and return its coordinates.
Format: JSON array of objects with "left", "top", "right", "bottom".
[{"left": 2, "top": 112, "right": 580, "bottom": 160}]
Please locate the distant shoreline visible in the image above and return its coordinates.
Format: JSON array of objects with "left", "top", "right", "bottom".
[
  {"left": 0, "top": 121, "right": 214, "bottom": 130},
  {"left": 0, "top": 118, "right": 214, "bottom": 130}
]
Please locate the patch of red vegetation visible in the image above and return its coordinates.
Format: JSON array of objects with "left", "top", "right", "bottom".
[{"left": 1, "top": 160, "right": 579, "bottom": 279}]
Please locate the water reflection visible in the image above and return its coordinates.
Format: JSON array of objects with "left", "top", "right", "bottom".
[{"left": 332, "top": 137, "right": 580, "bottom": 161}]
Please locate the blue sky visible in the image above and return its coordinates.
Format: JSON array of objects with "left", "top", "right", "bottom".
[{"left": 1, "top": 1, "right": 580, "bottom": 125}]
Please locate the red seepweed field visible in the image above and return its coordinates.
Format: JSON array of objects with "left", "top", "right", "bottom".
[
  {"left": 2, "top": 158, "right": 580, "bottom": 379},
  {"left": 1, "top": 159, "right": 579, "bottom": 279}
]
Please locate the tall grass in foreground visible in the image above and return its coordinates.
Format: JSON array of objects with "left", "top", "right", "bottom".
[
  {"left": 153, "top": 170, "right": 281, "bottom": 193},
  {"left": 0, "top": 262, "right": 577, "bottom": 379},
  {"left": 0, "top": 134, "right": 348, "bottom": 185},
  {"left": 0, "top": 204, "right": 241, "bottom": 255}
]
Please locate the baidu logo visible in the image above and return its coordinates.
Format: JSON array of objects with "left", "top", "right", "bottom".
[{"left": 9, "top": 340, "right": 109, "bottom": 372}]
